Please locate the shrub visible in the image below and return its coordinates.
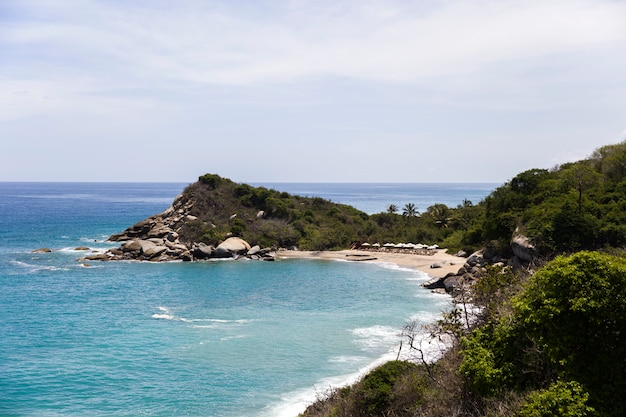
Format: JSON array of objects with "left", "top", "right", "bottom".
[
  {"left": 518, "top": 381, "right": 596, "bottom": 417},
  {"left": 513, "top": 251, "right": 626, "bottom": 416},
  {"left": 198, "top": 173, "right": 222, "bottom": 189},
  {"left": 353, "top": 361, "right": 418, "bottom": 416}
]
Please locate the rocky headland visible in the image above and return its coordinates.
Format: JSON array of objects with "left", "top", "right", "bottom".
[{"left": 81, "top": 191, "right": 275, "bottom": 263}]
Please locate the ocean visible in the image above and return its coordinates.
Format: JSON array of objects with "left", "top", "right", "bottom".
[{"left": 0, "top": 182, "right": 497, "bottom": 417}]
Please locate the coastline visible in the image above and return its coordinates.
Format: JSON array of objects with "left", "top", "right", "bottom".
[
  {"left": 276, "top": 248, "right": 464, "bottom": 279},
  {"left": 273, "top": 248, "right": 462, "bottom": 417}
]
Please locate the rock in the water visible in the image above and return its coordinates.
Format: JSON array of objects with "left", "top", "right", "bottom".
[
  {"left": 247, "top": 245, "right": 261, "bottom": 256},
  {"left": 193, "top": 243, "right": 215, "bottom": 259},
  {"left": 32, "top": 248, "right": 52, "bottom": 253}
]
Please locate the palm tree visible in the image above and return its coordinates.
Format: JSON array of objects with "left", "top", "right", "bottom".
[
  {"left": 402, "top": 203, "right": 418, "bottom": 217},
  {"left": 428, "top": 203, "right": 452, "bottom": 227},
  {"left": 387, "top": 204, "right": 398, "bottom": 214}
]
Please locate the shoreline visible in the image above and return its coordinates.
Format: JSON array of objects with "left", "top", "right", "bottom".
[
  {"left": 276, "top": 248, "right": 464, "bottom": 279},
  {"left": 272, "top": 248, "right": 462, "bottom": 417}
]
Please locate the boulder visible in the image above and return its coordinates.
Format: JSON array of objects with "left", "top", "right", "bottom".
[
  {"left": 247, "top": 245, "right": 261, "bottom": 256},
  {"left": 193, "top": 243, "right": 215, "bottom": 259},
  {"left": 83, "top": 252, "right": 112, "bottom": 261},
  {"left": 32, "top": 248, "right": 52, "bottom": 253},
  {"left": 443, "top": 275, "right": 463, "bottom": 294},
  {"left": 422, "top": 275, "right": 447, "bottom": 290},
  {"left": 216, "top": 237, "right": 251, "bottom": 255},
  {"left": 147, "top": 225, "right": 172, "bottom": 239},
  {"left": 142, "top": 244, "right": 167, "bottom": 258},
  {"left": 511, "top": 234, "right": 535, "bottom": 262},
  {"left": 122, "top": 239, "right": 144, "bottom": 252}
]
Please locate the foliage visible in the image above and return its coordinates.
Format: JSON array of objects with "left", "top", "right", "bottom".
[
  {"left": 353, "top": 361, "right": 419, "bottom": 416},
  {"left": 178, "top": 174, "right": 374, "bottom": 250},
  {"left": 402, "top": 203, "right": 419, "bottom": 217},
  {"left": 512, "top": 251, "right": 626, "bottom": 415},
  {"left": 198, "top": 173, "right": 222, "bottom": 189},
  {"left": 517, "top": 381, "right": 596, "bottom": 417},
  {"left": 185, "top": 140, "right": 626, "bottom": 255},
  {"left": 293, "top": 140, "right": 626, "bottom": 417},
  {"left": 459, "top": 251, "right": 626, "bottom": 417},
  {"left": 300, "top": 250, "right": 626, "bottom": 417}
]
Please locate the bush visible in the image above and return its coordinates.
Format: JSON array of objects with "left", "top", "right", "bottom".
[
  {"left": 353, "top": 361, "right": 418, "bottom": 416},
  {"left": 513, "top": 251, "right": 626, "bottom": 416},
  {"left": 198, "top": 173, "right": 222, "bottom": 189},
  {"left": 518, "top": 381, "right": 595, "bottom": 417}
]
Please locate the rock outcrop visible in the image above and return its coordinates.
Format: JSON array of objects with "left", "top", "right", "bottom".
[
  {"left": 511, "top": 233, "right": 535, "bottom": 262},
  {"left": 422, "top": 232, "right": 537, "bottom": 301},
  {"left": 82, "top": 193, "right": 274, "bottom": 263}
]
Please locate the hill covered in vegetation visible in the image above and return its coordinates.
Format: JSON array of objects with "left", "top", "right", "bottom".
[
  {"left": 185, "top": 140, "right": 626, "bottom": 259},
  {"left": 101, "top": 140, "right": 626, "bottom": 264},
  {"left": 297, "top": 140, "right": 626, "bottom": 417}
]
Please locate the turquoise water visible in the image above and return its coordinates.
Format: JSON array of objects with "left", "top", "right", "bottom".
[{"left": 0, "top": 182, "right": 493, "bottom": 416}]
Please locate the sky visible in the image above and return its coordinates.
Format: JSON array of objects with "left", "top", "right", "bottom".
[{"left": 2, "top": 0, "right": 626, "bottom": 183}]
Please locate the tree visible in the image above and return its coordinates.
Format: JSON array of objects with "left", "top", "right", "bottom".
[
  {"left": 513, "top": 251, "right": 626, "bottom": 416},
  {"left": 591, "top": 140, "right": 626, "bottom": 184},
  {"left": 387, "top": 204, "right": 398, "bottom": 214},
  {"left": 562, "top": 162, "right": 601, "bottom": 214},
  {"left": 518, "top": 381, "right": 595, "bottom": 417},
  {"left": 428, "top": 204, "right": 452, "bottom": 228},
  {"left": 402, "top": 203, "right": 418, "bottom": 217}
]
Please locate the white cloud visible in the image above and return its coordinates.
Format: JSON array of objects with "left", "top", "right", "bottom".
[
  {"left": 1, "top": 0, "right": 625, "bottom": 182},
  {"left": 4, "top": 0, "right": 626, "bottom": 86}
]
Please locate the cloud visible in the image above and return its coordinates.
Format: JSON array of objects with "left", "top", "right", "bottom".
[
  {"left": 1, "top": 0, "right": 625, "bottom": 182},
  {"left": 4, "top": 0, "right": 626, "bottom": 86}
]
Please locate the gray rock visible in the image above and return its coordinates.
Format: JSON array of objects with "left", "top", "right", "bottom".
[
  {"left": 193, "top": 243, "right": 215, "bottom": 259},
  {"left": 247, "top": 245, "right": 261, "bottom": 256},
  {"left": 122, "top": 239, "right": 143, "bottom": 252},
  {"left": 443, "top": 275, "right": 463, "bottom": 293},
  {"left": 216, "top": 237, "right": 251, "bottom": 255},
  {"left": 32, "top": 248, "right": 52, "bottom": 253},
  {"left": 511, "top": 234, "right": 535, "bottom": 261},
  {"left": 422, "top": 276, "right": 446, "bottom": 289},
  {"left": 143, "top": 244, "right": 167, "bottom": 258},
  {"left": 83, "top": 252, "right": 112, "bottom": 261}
]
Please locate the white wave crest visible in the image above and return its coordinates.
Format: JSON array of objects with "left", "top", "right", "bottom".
[
  {"left": 151, "top": 307, "right": 254, "bottom": 326},
  {"left": 10, "top": 260, "right": 69, "bottom": 273},
  {"left": 352, "top": 325, "right": 402, "bottom": 351}
]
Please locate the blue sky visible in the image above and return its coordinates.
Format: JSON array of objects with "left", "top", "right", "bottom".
[{"left": 2, "top": 0, "right": 626, "bottom": 183}]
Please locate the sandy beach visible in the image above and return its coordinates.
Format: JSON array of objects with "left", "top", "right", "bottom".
[{"left": 276, "top": 248, "right": 465, "bottom": 279}]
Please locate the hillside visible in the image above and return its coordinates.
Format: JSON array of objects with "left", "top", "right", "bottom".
[
  {"left": 298, "top": 140, "right": 626, "bottom": 417},
  {"left": 94, "top": 140, "right": 626, "bottom": 265}
]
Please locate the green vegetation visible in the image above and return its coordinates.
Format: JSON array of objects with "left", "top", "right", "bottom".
[
  {"left": 302, "top": 251, "right": 626, "bottom": 417},
  {"left": 177, "top": 176, "right": 375, "bottom": 250},
  {"left": 181, "top": 140, "right": 626, "bottom": 255},
  {"left": 296, "top": 140, "right": 626, "bottom": 417}
]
